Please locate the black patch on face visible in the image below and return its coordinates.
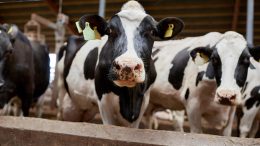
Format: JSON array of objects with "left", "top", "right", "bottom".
[
  {"left": 63, "top": 36, "right": 86, "bottom": 95},
  {"left": 84, "top": 47, "right": 98, "bottom": 80},
  {"left": 205, "top": 62, "right": 215, "bottom": 79},
  {"left": 234, "top": 49, "right": 250, "bottom": 87},
  {"left": 245, "top": 86, "right": 260, "bottom": 110},
  {"left": 134, "top": 16, "right": 156, "bottom": 71},
  {"left": 241, "top": 82, "right": 248, "bottom": 94},
  {"left": 210, "top": 51, "right": 222, "bottom": 86},
  {"left": 57, "top": 44, "right": 66, "bottom": 62},
  {"left": 95, "top": 15, "right": 157, "bottom": 123},
  {"left": 242, "top": 94, "right": 247, "bottom": 99},
  {"left": 185, "top": 88, "right": 190, "bottom": 100},
  {"left": 152, "top": 49, "right": 160, "bottom": 57},
  {"left": 196, "top": 71, "right": 205, "bottom": 86},
  {"left": 168, "top": 48, "right": 189, "bottom": 90}
]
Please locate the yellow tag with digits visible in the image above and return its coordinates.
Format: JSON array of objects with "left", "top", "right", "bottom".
[
  {"left": 94, "top": 26, "right": 101, "bottom": 40},
  {"left": 75, "top": 21, "right": 83, "bottom": 33},
  {"left": 164, "top": 24, "right": 174, "bottom": 38},
  {"left": 83, "top": 22, "right": 95, "bottom": 40}
]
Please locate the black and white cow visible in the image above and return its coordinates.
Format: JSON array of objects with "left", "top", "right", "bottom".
[
  {"left": 0, "top": 24, "right": 50, "bottom": 116},
  {"left": 189, "top": 32, "right": 260, "bottom": 135},
  {"left": 145, "top": 32, "right": 234, "bottom": 135},
  {"left": 62, "top": 0, "right": 184, "bottom": 127},
  {"left": 238, "top": 47, "right": 260, "bottom": 137}
]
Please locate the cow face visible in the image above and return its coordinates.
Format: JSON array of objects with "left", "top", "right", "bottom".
[
  {"left": 77, "top": 1, "right": 184, "bottom": 88},
  {"left": 190, "top": 31, "right": 250, "bottom": 105},
  {"left": 0, "top": 24, "right": 18, "bottom": 87}
]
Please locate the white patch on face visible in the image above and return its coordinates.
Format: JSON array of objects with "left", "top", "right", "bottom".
[{"left": 217, "top": 31, "right": 246, "bottom": 90}]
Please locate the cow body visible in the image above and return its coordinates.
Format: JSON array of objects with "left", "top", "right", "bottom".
[
  {"left": 63, "top": 0, "right": 183, "bottom": 127},
  {"left": 0, "top": 25, "right": 50, "bottom": 116},
  {"left": 144, "top": 32, "right": 232, "bottom": 134}
]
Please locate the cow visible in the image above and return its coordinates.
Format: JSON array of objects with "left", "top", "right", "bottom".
[
  {"left": 144, "top": 32, "right": 234, "bottom": 135},
  {"left": 0, "top": 24, "right": 50, "bottom": 116},
  {"left": 62, "top": 0, "right": 184, "bottom": 127},
  {"left": 238, "top": 48, "right": 260, "bottom": 138},
  {"left": 189, "top": 32, "right": 260, "bottom": 136},
  {"left": 55, "top": 35, "right": 85, "bottom": 120},
  {"left": 145, "top": 31, "right": 259, "bottom": 136}
]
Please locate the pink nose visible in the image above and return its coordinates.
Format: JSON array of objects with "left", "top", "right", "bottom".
[
  {"left": 112, "top": 60, "right": 143, "bottom": 81},
  {"left": 216, "top": 90, "right": 236, "bottom": 105}
]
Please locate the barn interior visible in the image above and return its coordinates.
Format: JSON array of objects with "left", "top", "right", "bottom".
[{"left": 0, "top": 0, "right": 259, "bottom": 145}]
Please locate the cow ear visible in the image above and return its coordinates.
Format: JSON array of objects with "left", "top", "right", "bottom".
[
  {"left": 76, "top": 15, "right": 108, "bottom": 37},
  {"left": 190, "top": 47, "right": 213, "bottom": 65},
  {"left": 249, "top": 46, "right": 260, "bottom": 62},
  {"left": 155, "top": 17, "right": 184, "bottom": 40},
  {"left": 3, "top": 24, "right": 18, "bottom": 39}
]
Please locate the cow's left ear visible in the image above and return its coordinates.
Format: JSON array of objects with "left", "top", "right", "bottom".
[
  {"left": 76, "top": 15, "right": 108, "bottom": 37},
  {"left": 3, "top": 24, "right": 18, "bottom": 40},
  {"left": 249, "top": 46, "right": 260, "bottom": 62},
  {"left": 155, "top": 17, "right": 184, "bottom": 40},
  {"left": 190, "top": 47, "right": 213, "bottom": 65}
]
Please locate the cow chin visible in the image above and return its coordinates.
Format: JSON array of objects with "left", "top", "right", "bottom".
[{"left": 113, "top": 76, "right": 145, "bottom": 88}]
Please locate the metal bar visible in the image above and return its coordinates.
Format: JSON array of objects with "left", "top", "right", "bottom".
[
  {"left": 98, "top": 0, "right": 106, "bottom": 17},
  {"left": 246, "top": 0, "right": 254, "bottom": 46}
]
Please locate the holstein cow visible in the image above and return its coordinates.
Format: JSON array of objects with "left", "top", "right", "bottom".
[
  {"left": 0, "top": 24, "right": 49, "bottom": 116},
  {"left": 145, "top": 32, "right": 233, "bottom": 135},
  {"left": 189, "top": 31, "right": 260, "bottom": 136},
  {"left": 62, "top": 0, "right": 184, "bottom": 127},
  {"left": 238, "top": 48, "right": 260, "bottom": 138},
  {"left": 55, "top": 35, "right": 85, "bottom": 120},
  {"left": 147, "top": 31, "right": 257, "bottom": 136}
]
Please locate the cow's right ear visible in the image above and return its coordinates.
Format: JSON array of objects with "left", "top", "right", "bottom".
[
  {"left": 76, "top": 14, "right": 108, "bottom": 36},
  {"left": 249, "top": 46, "right": 260, "bottom": 62},
  {"left": 190, "top": 47, "right": 213, "bottom": 65}
]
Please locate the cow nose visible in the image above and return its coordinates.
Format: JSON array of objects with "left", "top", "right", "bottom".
[
  {"left": 113, "top": 61, "right": 143, "bottom": 73},
  {"left": 215, "top": 90, "right": 237, "bottom": 105}
]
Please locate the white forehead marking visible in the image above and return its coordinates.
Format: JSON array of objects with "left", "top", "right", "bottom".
[
  {"left": 217, "top": 31, "right": 247, "bottom": 90},
  {"left": 117, "top": 0, "right": 147, "bottom": 57}
]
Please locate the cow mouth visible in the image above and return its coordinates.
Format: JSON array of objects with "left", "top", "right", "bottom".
[{"left": 113, "top": 80, "right": 138, "bottom": 88}]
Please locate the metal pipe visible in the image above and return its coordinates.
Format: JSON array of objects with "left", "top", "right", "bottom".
[
  {"left": 98, "top": 0, "right": 106, "bottom": 17},
  {"left": 246, "top": 0, "right": 254, "bottom": 46}
]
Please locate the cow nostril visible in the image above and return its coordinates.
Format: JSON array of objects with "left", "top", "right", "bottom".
[
  {"left": 113, "top": 61, "right": 121, "bottom": 70},
  {"left": 134, "top": 64, "right": 141, "bottom": 71},
  {"left": 230, "top": 95, "right": 236, "bottom": 100}
]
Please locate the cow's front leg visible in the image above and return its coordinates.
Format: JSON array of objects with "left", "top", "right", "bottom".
[
  {"left": 248, "top": 118, "right": 259, "bottom": 138},
  {"left": 186, "top": 97, "right": 202, "bottom": 133},
  {"left": 61, "top": 94, "right": 83, "bottom": 122}
]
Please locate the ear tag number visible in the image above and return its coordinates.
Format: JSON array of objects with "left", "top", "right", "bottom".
[
  {"left": 83, "top": 22, "right": 95, "bottom": 40},
  {"left": 75, "top": 21, "right": 83, "bottom": 33},
  {"left": 164, "top": 24, "right": 174, "bottom": 38}
]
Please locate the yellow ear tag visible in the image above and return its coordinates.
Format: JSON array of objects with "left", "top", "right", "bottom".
[
  {"left": 83, "top": 22, "right": 95, "bottom": 40},
  {"left": 94, "top": 26, "right": 101, "bottom": 40},
  {"left": 7, "top": 26, "right": 13, "bottom": 34},
  {"left": 75, "top": 21, "right": 83, "bottom": 33},
  {"left": 164, "top": 24, "right": 174, "bottom": 38}
]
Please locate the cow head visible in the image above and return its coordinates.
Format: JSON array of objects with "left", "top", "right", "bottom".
[
  {"left": 77, "top": 1, "right": 184, "bottom": 88},
  {"left": 0, "top": 24, "right": 18, "bottom": 87},
  {"left": 190, "top": 31, "right": 251, "bottom": 105}
]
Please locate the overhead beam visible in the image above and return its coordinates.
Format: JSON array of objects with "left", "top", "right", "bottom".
[
  {"left": 246, "top": 0, "right": 254, "bottom": 46},
  {"left": 232, "top": 0, "right": 240, "bottom": 30},
  {"left": 44, "top": 0, "right": 77, "bottom": 34}
]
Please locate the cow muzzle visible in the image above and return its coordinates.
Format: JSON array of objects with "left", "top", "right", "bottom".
[
  {"left": 112, "top": 58, "right": 145, "bottom": 87},
  {"left": 214, "top": 89, "right": 240, "bottom": 105}
]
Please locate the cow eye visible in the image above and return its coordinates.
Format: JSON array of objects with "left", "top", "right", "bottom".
[
  {"left": 242, "top": 57, "right": 250, "bottom": 64},
  {"left": 211, "top": 56, "right": 219, "bottom": 64}
]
